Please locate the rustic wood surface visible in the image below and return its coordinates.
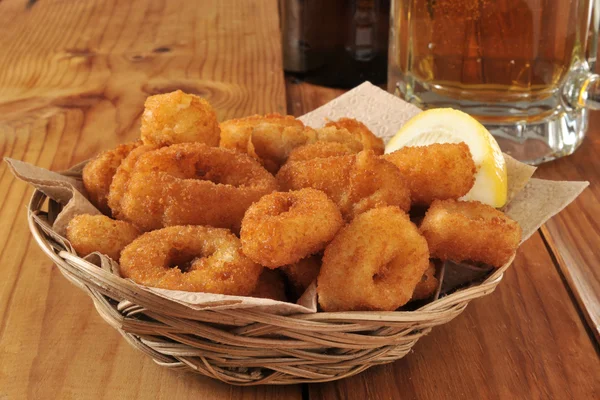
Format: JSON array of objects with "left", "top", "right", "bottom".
[
  {"left": 0, "top": 0, "right": 297, "bottom": 399},
  {"left": 1, "top": 0, "right": 599, "bottom": 399},
  {"left": 286, "top": 79, "right": 600, "bottom": 399},
  {"left": 535, "top": 113, "right": 600, "bottom": 343}
]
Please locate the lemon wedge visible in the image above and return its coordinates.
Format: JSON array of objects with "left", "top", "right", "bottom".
[{"left": 385, "top": 108, "right": 507, "bottom": 208}]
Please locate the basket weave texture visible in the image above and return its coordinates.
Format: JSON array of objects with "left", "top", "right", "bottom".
[{"left": 29, "top": 190, "right": 512, "bottom": 385}]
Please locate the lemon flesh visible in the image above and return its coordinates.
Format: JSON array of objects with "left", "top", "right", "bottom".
[{"left": 385, "top": 108, "right": 507, "bottom": 208}]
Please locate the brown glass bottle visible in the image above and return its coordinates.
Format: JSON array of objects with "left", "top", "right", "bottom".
[{"left": 280, "top": 0, "right": 390, "bottom": 88}]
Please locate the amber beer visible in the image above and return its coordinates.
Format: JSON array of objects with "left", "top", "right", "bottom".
[{"left": 389, "top": 0, "right": 593, "bottom": 123}]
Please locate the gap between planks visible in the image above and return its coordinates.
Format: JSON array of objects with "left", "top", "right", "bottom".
[
  {"left": 285, "top": 75, "right": 600, "bottom": 347},
  {"left": 540, "top": 225, "right": 600, "bottom": 346}
]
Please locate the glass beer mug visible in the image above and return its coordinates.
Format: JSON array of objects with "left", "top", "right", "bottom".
[{"left": 388, "top": 0, "right": 600, "bottom": 164}]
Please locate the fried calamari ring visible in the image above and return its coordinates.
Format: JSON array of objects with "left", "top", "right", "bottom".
[
  {"left": 112, "top": 143, "right": 277, "bottom": 232},
  {"left": 278, "top": 154, "right": 351, "bottom": 207},
  {"left": 107, "top": 144, "right": 159, "bottom": 219},
  {"left": 141, "top": 90, "right": 220, "bottom": 147},
  {"left": 240, "top": 188, "right": 343, "bottom": 268},
  {"left": 66, "top": 214, "right": 140, "bottom": 260},
  {"left": 219, "top": 115, "right": 381, "bottom": 172},
  {"left": 384, "top": 143, "right": 476, "bottom": 205},
  {"left": 277, "top": 151, "right": 410, "bottom": 220},
  {"left": 220, "top": 113, "right": 304, "bottom": 153},
  {"left": 220, "top": 113, "right": 312, "bottom": 173},
  {"left": 281, "top": 254, "right": 321, "bottom": 299},
  {"left": 251, "top": 269, "right": 288, "bottom": 302},
  {"left": 312, "top": 126, "right": 364, "bottom": 153},
  {"left": 120, "top": 225, "right": 262, "bottom": 294},
  {"left": 82, "top": 141, "right": 140, "bottom": 215},
  {"left": 349, "top": 151, "right": 411, "bottom": 218},
  {"left": 286, "top": 141, "right": 358, "bottom": 163},
  {"left": 420, "top": 199, "right": 521, "bottom": 267},
  {"left": 411, "top": 262, "right": 439, "bottom": 301},
  {"left": 318, "top": 207, "right": 430, "bottom": 311},
  {"left": 324, "top": 118, "right": 384, "bottom": 155}
]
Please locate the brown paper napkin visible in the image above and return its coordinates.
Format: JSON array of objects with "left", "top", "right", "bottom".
[
  {"left": 6, "top": 158, "right": 101, "bottom": 236},
  {"left": 5, "top": 82, "right": 588, "bottom": 314}
]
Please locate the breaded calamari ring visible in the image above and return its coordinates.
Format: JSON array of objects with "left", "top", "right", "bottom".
[
  {"left": 141, "top": 90, "right": 220, "bottom": 147},
  {"left": 220, "top": 115, "right": 378, "bottom": 172},
  {"left": 383, "top": 143, "right": 476, "bottom": 205},
  {"left": 251, "top": 269, "right": 288, "bottom": 302},
  {"left": 318, "top": 207, "right": 430, "bottom": 311},
  {"left": 411, "top": 262, "right": 439, "bottom": 301},
  {"left": 348, "top": 151, "right": 411, "bottom": 218},
  {"left": 66, "top": 214, "right": 140, "bottom": 260},
  {"left": 82, "top": 141, "right": 140, "bottom": 215},
  {"left": 278, "top": 154, "right": 352, "bottom": 207},
  {"left": 219, "top": 113, "right": 312, "bottom": 172},
  {"left": 276, "top": 151, "right": 410, "bottom": 220},
  {"left": 286, "top": 141, "right": 358, "bottom": 163},
  {"left": 120, "top": 225, "right": 262, "bottom": 295},
  {"left": 107, "top": 144, "right": 159, "bottom": 218},
  {"left": 420, "top": 199, "right": 521, "bottom": 267},
  {"left": 113, "top": 143, "right": 277, "bottom": 232},
  {"left": 281, "top": 254, "right": 321, "bottom": 298},
  {"left": 313, "top": 126, "right": 364, "bottom": 153},
  {"left": 220, "top": 113, "right": 305, "bottom": 153},
  {"left": 241, "top": 188, "right": 343, "bottom": 268},
  {"left": 324, "top": 118, "right": 384, "bottom": 155}
]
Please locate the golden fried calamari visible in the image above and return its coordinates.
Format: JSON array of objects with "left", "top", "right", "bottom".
[
  {"left": 277, "top": 153, "right": 352, "bottom": 206},
  {"left": 281, "top": 254, "right": 321, "bottom": 299},
  {"left": 71, "top": 88, "right": 523, "bottom": 307},
  {"left": 287, "top": 141, "right": 358, "bottom": 163},
  {"left": 82, "top": 141, "right": 140, "bottom": 215},
  {"left": 240, "top": 188, "right": 343, "bottom": 268},
  {"left": 111, "top": 143, "right": 277, "bottom": 232},
  {"left": 219, "top": 115, "right": 382, "bottom": 172},
  {"left": 141, "top": 90, "right": 220, "bottom": 147},
  {"left": 66, "top": 214, "right": 140, "bottom": 260},
  {"left": 420, "top": 199, "right": 521, "bottom": 267},
  {"left": 277, "top": 151, "right": 410, "bottom": 220},
  {"left": 318, "top": 207, "right": 430, "bottom": 311},
  {"left": 107, "top": 144, "right": 159, "bottom": 218},
  {"left": 220, "top": 113, "right": 311, "bottom": 173},
  {"left": 411, "top": 262, "right": 439, "bottom": 301},
  {"left": 349, "top": 151, "right": 411, "bottom": 218},
  {"left": 324, "top": 118, "right": 384, "bottom": 155},
  {"left": 384, "top": 143, "right": 476, "bottom": 205},
  {"left": 251, "top": 269, "right": 288, "bottom": 302},
  {"left": 312, "top": 126, "right": 363, "bottom": 153},
  {"left": 120, "top": 225, "right": 262, "bottom": 294}
]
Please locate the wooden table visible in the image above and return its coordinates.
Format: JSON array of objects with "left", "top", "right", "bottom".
[{"left": 0, "top": 0, "right": 598, "bottom": 398}]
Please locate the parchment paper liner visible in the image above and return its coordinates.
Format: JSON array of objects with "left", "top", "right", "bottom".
[{"left": 5, "top": 82, "right": 588, "bottom": 315}]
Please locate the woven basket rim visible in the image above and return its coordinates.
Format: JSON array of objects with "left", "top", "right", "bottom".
[
  {"left": 28, "top": 189, "right": 512, "bottom": 321},
  {"left": 26, "top": 188, "right": 517, "bottom": 384}
]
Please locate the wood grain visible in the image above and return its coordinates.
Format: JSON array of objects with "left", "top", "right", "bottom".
[
  {"left": 1, "top": 0, "right": 599, "bottom": 397},
  {"left": 285, "top": 77, "right": 345, "bottom": 117},
  {"left": 286, "top": 75, "right": 600, "bottom": 344},
  {"left": 285, "top": 76, "right": 600, "bottom": 399},
  {"left": 308, "top": 234, "right": 600, "bottom": 400},
  {"left": 0, "top": 1, "right": 300, "bottom": 399},
  {"left": 535, "top": 111, "right": 600, "bottom": 343}
]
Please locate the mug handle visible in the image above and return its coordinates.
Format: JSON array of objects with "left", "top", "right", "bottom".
[{"left": 563, "top": 0, "right": 600, "bottom": 109}]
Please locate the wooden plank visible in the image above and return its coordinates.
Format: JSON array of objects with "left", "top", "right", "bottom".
[
  {"left": 308, "top": 232, "right": 600, "bottom": 399},
  {"left": 285, "top": 77, "right": 345, "bottom": 117},
  {"left": 287, "top": 76, "right": 600, "bottom": 345},
  {"left": 535, "top": 111, "right": 600, "bottom": 343},
  {"left": 284, "top": 78, "right": 600, "bottom": 399},
  {"left": 0, "top": 1, "right": 300, "bottom": 398}
]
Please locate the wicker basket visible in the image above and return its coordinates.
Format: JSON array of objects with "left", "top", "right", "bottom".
[{"left": 28, "top": 189, "right": 513, "bottom": 385}]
